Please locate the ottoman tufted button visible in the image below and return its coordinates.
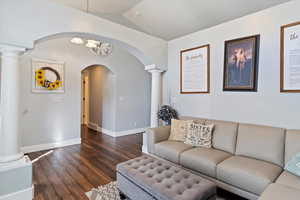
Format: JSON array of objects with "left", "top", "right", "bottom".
[
  {"left": 187, "top": 184, "right": 192, "bottom": 189},
  {"left": 184, "top": 174, "right": 189, "bottom": 179},
  {"left": 157, "top": 179, "right": 162, "bottom": 183},
  {"left": 148, "top": 174, "right": 153, "bottom": 178},
  {"left": 175, "top": 179, "right": 180, "bottom": 183},
  {"left": 177, "top": 191, "right": 183, "bottom": 195}
]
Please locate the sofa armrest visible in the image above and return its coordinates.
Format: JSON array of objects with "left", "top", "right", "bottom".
[{"left": 146, "top": 126, "right": 171, "bottom": 154}]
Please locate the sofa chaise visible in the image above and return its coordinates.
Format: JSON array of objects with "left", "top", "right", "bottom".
[{"left": 146, "top": 117, "right": 300, "bottom": 200}]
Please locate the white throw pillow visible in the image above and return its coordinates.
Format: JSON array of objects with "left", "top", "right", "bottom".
[
  {"left": 169, "top": 119, "right": 193, "bottom": 142},
  {"left": 184, "top": 122, "right": 214, "bottom": 148}
]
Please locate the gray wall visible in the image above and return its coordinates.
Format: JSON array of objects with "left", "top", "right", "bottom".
[
  {"left": 165, "top": 0, "right": 300, "bottom": 129},
  {"left": 20, "top": 37, "right": 150, "bottom": 147}
]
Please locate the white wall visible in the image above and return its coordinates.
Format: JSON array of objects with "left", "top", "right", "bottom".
[
  {"left": 20, "top": 37, "right": 150, "bottom": 147},
  {"left": 165, "top": 0, "right": 300, "bottom": 129},
  {"left": 0, "top": 0, "right": 167, "bottom": 69}
]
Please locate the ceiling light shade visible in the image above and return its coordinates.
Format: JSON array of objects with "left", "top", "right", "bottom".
[
  {"left": 70, "top": 37, "right": 84, "bottom": 45},
  {"left": 86, "top": 40, "right": 100, "bottom": 48}
]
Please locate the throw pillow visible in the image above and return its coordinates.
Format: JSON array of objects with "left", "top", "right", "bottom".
[
  {"left": 184, "top": 122, "right": 214, "bottom": 148},
  {"left": 169, "top": 119, "right": 193, "bottom": 142},
  {"left": 285, "top": 152, "right": 300, "bottom": 177}
]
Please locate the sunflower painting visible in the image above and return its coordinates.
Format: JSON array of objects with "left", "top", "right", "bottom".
[{"left": 32, "top": 58, "right": 65, "bottom": 93}]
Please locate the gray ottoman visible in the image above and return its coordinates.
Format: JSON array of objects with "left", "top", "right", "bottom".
[{"left": 116, "top": 155, "right": 216, "bottom": 200}]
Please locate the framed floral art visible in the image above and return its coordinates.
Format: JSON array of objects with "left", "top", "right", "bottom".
[{"left": 32, "top": 58, "right": 65, "bottom": 93}]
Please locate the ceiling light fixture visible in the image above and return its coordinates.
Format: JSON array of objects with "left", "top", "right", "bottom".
[
  {"left": 86, "top": 40, "right": 100, "bottom": 48},
  {"left": 70, "top": 37, "right": 84, "bottom": 45},
  {"left": 70, "top": 37, "right": 113, "bottom": 57}
]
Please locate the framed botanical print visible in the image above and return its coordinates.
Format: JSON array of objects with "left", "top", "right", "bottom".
[
  {"left": 223, "top": 35, "right": 260, "bottom": 91},
  {"left": 281, "top": 21, "right": 300, "bottom": 92},
  {"left": 32, "top": 58, "right": 65, "bottom": 93},
  {"left": 180, "top": 44, "right": 210, "bottom": 94}
]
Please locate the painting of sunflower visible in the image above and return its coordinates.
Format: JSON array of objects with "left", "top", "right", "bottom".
[{"left": 32, "top": 58, "right": 65, "bottom": 93}]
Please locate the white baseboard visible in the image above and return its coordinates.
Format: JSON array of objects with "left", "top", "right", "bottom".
[
  {"left": 88, "top": 122, "right": 148, "bottom": 137},
  {"left": 0, "top": 186, "right": 33, "bottom": 200},
  {"left": 21, "top": 138, "right": 81, "bottom": 153}
]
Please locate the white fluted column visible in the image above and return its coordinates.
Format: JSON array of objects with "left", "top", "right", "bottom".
[{"left": 0, "top": 45, "right": 26, "bottom": 163}]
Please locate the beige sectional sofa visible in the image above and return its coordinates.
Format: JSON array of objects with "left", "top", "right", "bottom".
[{"left": 146, "top": 117, "right": 300, "bottom": 200}]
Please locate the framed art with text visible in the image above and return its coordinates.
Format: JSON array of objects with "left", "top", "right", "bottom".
[
  {"left": 281, "top": 21, "right": 300, "bottom": 93},
  {"left": 223, "top": 35, "right": 260, "bottom": 92},
  {"left": 180, "top": 44, "right": 210, "bottom": 94}
]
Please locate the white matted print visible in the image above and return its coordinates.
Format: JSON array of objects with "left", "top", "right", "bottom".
[
  {"left": 281, "top": 21, "right": 300, "bottom": 92},
  {"left": 180, "top": 45, "right": 210, "bottom": 94},
  {"left": 32, "top": 58, "right": 65, "bottom": 93}
]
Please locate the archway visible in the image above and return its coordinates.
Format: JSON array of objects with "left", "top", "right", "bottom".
[
  {"left": 80, "top": 65, "right": 116, "bottom": 140},
  {"left": 17, "top": 35, "right": 151, "bottom": 152}
]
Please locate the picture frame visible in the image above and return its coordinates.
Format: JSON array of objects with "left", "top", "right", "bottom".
[
  {"left": 180, "top": 44, "right": 210, "bottom": 94},
  {"left": 223, "top": 35, "right": 260, "bottom": 92},
  {"left": 31, "top": 58, "right": 65, "bottom": 93},
  {"left": 280, "top": 21, "right": 300, "bottom": 93}
]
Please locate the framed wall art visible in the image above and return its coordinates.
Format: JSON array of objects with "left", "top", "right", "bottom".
[
  {"left": 281, "top": 21, "right": 300, "bottom": 93},
  {"left": 223, "top": 35, "right": 260, "bottom": 92},
  {"left": 32, "top": 58, "right": 65, "bottom": 93},
  {"left": 180, "top": 44, "right": 210, "bottom": 94}
]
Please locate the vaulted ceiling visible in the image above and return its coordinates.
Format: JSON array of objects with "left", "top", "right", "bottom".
[{"left": 51, "top": 0, "right": 292, "bottom": 40}]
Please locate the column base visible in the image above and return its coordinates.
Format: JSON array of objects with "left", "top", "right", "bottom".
[
  {"left": 0, "top": 153, "right": 24, "bottom": 163},
  {"left": 0, "top": 156, "right": 32, "bottom": 199}
]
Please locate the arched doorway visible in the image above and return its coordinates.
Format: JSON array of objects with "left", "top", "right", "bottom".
[
  {"left": 18, "top": 35, "right": 151, "bottom": 151},
  {"left": 80, "top": 65, "right": 115, "bottom": 137}
]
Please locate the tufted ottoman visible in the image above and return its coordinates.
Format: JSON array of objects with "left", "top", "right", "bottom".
[{"left": 116, "top": 155, "right": 216, "bottom": 200}]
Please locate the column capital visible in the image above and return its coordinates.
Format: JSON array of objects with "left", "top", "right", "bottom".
[
  {"left": 145, "top": 64, "right": 164, "bottom": 73},
  {"left": 0, "top": 44, "right": 26, "bottom": 57}
]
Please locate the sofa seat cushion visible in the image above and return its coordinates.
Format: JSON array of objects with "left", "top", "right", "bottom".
[
  {"left": 259, "top": 183, "right": 300, "bottom": 200},
  {"left": 180, "top": 148, "right": 231, "bottom": 178},
  {"left": 217, "top": 156, "right": 282, "bottom": 195},
  {"left": 154, "top": 141, "right": 193, "bottom": 164},
  {"left": 276, "top": 171, "right": 300, "bottom": 190}
]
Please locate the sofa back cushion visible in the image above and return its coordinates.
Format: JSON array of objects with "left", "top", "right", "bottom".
[
  {"left": 180, "top": 116, "right": 207, "bottom": 124},
  {"left": 285, "top": 130, "right": 300, "bottom": 164},
  {"left": 236, "top": 123, "right": 285, "bottom": 167},
  {"left": 206, "top": 119, "right": 238, "bottom": 154}
]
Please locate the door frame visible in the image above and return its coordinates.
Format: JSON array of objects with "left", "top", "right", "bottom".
[{"left": 81, "top": 74, "right": 89, "bottom": 125}]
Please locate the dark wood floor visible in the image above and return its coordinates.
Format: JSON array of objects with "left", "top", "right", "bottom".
[
  {"left": 28, "top": 126, "right": 246, "bottom": 200},
  {"left": 27, "top": 126, "right": 143, "bottom": 200}
]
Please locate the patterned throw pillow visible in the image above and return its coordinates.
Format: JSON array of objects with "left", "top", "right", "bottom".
[
  {"left": 285, "top": 152, "right": 300, "bottom": 177},
  {"left": 184, "top": 122, "right": 214, "bottom": 148},
  {"left": 169, "top": 119, "right": 193, "bottom": 142}
]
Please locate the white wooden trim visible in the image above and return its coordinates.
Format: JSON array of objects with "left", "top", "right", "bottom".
[
  {"left": 21, "top": 138, "right": 81, "bottom": 153},
  {"left": 0, "top": 186, "right": 33, "bottom": 200},
  {"left": 88, "top": 122, "right": 148, "bottom": 137}
]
